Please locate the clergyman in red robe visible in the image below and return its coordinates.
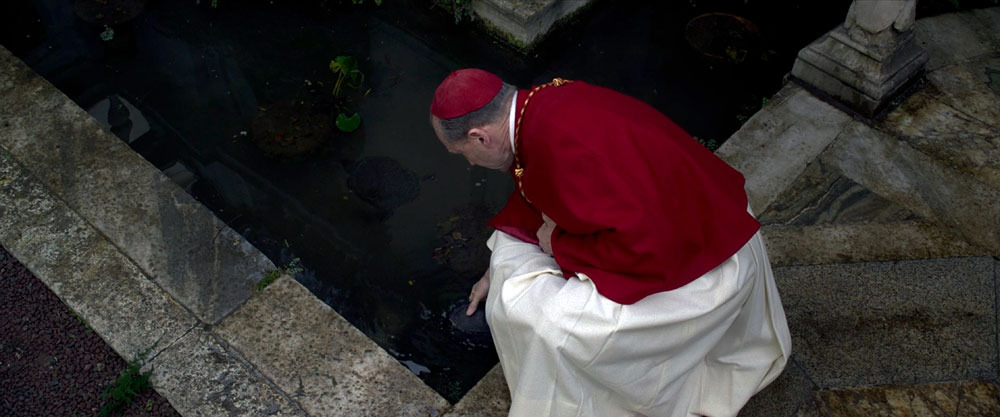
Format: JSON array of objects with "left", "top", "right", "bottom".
[{"left": 430, "top": 69, "right": 790, "bottom": 417}]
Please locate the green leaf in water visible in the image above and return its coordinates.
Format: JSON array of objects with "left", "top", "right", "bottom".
[
  {"left": 100, "top": 26, "right": 115, "bottom": 41},
  {"left": 336, "top": 113, "right": 362, "bottom": 132}
]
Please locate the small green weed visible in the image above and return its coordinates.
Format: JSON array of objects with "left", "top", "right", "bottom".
[
  {"left": 256, "top": 257, "right": 303, "bottom": 291},
  {"left": 694, "top": 136, "right": 719, "bottom": 151},
  {"left": 97, "top": 355, "right": 153, "bottom": 417},
  {"left": 436, "top": 0, "right": 474, "bottom": 24},
  {"left": 329, "top": 56, "right": 365, "bottom": 97}
]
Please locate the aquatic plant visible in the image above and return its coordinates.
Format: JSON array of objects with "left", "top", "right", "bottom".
[
  {"left": 436, "top": 0, "right": 474, "bottom": 24},
  {"left": 257, "top": 257, "right": 303, "bottom": 291},
  {"left": 336, "top": 112, "right": 362, "bottom": 132},
  {"left": 100, "top": 25, "right": 114, "bottom": 41},
  {"left": 329, "top": 55, "right": 364, "bottom": 97},
  {"left": 694, "top": 136, "right": 719, "bottom": 151},
  {"left": 352, "top": 0, "right": 384, "bottom": 5}
]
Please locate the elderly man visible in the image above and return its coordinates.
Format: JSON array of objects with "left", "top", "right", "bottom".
[{"left": 430, "top": 69, "right": 790, "bottom": 417}]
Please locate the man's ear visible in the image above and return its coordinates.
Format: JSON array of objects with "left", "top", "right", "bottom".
[{"left": 467, "top": 128, "right": 489, "bottom": 145}]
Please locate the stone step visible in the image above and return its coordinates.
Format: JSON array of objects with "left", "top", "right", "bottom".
[
  {"left": 775, "top": 257, "right": 998, "bottom": 390},
  {"left": 820, "top": 117, "right": 1000, "bottom": 256},
  {"left": 0, "top": 146, "right": 309, "bottom": 417},
  {"left": 755, "top": 156, "right": 987, "bottom": 266},
  {"left": 739, "top": 256, "right": 999, "bottom": 417}
]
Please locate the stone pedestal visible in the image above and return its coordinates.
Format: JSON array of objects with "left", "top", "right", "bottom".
[
  {"left": 472, "top": 0, "right": 594, "bottom": 49},
  {"left": 791, "top": 1, "right": 929, "bottom": 116}
]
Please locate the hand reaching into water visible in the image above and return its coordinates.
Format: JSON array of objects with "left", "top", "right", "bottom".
[{"left": 466, "top": 269, "right": 490, "bottom": 316}]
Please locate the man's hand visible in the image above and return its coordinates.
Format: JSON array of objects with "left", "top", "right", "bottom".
[
  {"left": 537, "top": 213, "right": 556, "bottom": 255},
  {"left": 466, "top": 270, "right": 490, "bottom": 316}
]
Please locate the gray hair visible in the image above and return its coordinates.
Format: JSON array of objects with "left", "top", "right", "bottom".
[{"left": 435, "top": 82, "right": 517, "bottom": 143}]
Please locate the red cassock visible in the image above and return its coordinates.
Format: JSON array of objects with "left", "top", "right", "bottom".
[{"left": 489, "top": 81, "right": 760, "bottom": 304}]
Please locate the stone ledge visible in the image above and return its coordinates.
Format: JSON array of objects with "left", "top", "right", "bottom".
[
  {"left": 148, "top": 325, "right": 308, "bottom": 417},
  {"left": 215, "top": 276, "right": 450, "bottom": 417},
  {"left": 716, "top": 83, "right": 853, "bottom": 214},
  {"left": 0, "top": 146, "right": 197, "bottom": 363},
  {"left": 0, "top": 44, "right": 273, "bottom": 325}
]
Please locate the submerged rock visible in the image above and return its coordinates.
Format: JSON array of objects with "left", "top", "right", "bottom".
[
  {"left": 448, "top": 300, "right": 490, "bottom": 334},
  {"left": 346, "top": 156, "right": 420, "bottom": 212}
]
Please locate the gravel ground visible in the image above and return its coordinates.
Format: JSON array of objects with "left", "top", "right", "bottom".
[{"left": 0, "top": 245, "right": 179, "bottom": 417}]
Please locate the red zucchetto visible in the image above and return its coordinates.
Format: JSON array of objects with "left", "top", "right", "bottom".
[{"left": 430, "top": 69, "right": 503, "bottom": 119}]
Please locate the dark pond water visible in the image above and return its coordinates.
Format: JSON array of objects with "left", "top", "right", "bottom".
[{"left": 4, "top": 0, "right": 985, "bottom": 402}]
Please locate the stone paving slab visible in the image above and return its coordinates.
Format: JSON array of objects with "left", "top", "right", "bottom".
[
  {"left": 797, "top": 380, "right": 1000, "bottom": 417},
  {"left": 758, "top": 160, "right": 919, "bottom": 227},
  {"left": 822, "top": 120, "right": 1000, "bottom": 254},
  {"left": 922, "top": 56, "right": 1000, "bottom": 134},
  {"left": 915, "top": 11, "right": 995, "bottom": 71},
  {"left": 756, "top": 158, "right": 985, "bottom": 266},
  {"left": 881, "top": 83, "right": 1000, "bottom": 190},
  {"left": 215, "top": 276, "right": 450, "bottom": 417},
  {"left": 0, "top": 146, "right": 196, "bottom": 362},
  {"left": 148, "top": 325, "right": 307, "bottom": 417},
  {"left": 775, "top": 257, "right": 997, "bottom": 389},
  {"left": 0, "top": 45, "right": 274, "bottom": 324},
  {"left": 443, "top": 364, "right": 510, "bottom": 417},
  {"left": 716, "top": 83, "right": 853, "bottom": 214}
]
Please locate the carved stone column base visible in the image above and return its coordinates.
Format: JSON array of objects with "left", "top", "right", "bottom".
[{"left": 791, "top": 25, "right": 928, "bottom": 116}]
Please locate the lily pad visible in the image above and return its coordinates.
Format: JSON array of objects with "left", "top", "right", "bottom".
[{"left": 336, "top": 112, "right": 361, "bottom": 132}]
